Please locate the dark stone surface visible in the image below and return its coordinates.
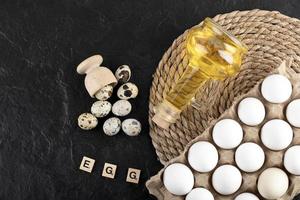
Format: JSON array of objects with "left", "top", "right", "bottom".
[{"left": 0, "top": 0, "right": 300, "bottom": 199}]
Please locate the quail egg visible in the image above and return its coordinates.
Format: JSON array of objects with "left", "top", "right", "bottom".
[
  {"left": 95, "top": 84, "right": 113, "bottom": 101},
  {"left": 91, "top": 100, "right": 111, "bottom": 118},
  {"left": 103, "top": 117, "right": 121, "bottom": 136},
  {"left": 122, "top": 119, "right": 141, "bottom": 136},
  {"left": 112, "top": 100, "right": 132, "bottom": 116},
  {"left": 117, "top": 82, "right": 138, "bottom": 100},
  {"left": 78, "top": 113, "right": 98, "bottom": 130},
  {"left": 115, "top": 65, "right": 131, "bottom": 83}
]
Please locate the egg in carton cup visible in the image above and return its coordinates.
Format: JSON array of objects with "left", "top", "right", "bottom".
[{"left": 146, "top": 59, "right": 300, "bottom": 200}]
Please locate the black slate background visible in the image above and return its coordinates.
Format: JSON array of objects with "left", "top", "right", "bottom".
[{"left": 1, "top": 0, "right": 300, "bottom": 200}]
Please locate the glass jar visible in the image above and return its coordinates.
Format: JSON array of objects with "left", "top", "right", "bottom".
[{"left": 152, "top": 18, "right": 247, "bottom": 129}]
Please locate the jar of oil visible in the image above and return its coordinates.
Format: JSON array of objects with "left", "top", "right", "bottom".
[{"left": 152, "top": 18, "right": 247, "bottom": 129}]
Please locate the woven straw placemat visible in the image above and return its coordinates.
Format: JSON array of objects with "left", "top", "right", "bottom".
[{"left": 149, "top": 9, "right": 300, "bottom": 165}]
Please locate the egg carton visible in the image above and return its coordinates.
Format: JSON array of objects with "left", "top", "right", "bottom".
[{"left": 146, "top": 60, "right": 300, "bottom": 200}]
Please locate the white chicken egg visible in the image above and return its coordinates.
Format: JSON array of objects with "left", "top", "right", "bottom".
[
  {"left": 257, "top": 168, "right": 289, "bottom": 199},
  {"left": 163, "top": 163, "right": 194, "bottom": 196},
  {"left": 185, "top": 188, "right": 214, "bottom": 200},
  {"left": 188, "top": 141, "right": 219, "bottom": 172},
  {"left": 238, "top": 97, "right": 265, "bottom": 126},
  {"left": 284, "top": 145, "right": 300, "bottom": 175},
  {"left": 212, "top": 119, "right": 243, "bottom": 149},
  {"left": 286, "top": 99, "right": 300, "bottom": 128},
  {"left": 261, "top": 119, "right": 293, "bottom": 151},
  {"left": 261, "top": 74, "right": 292, "bottom": 103},
  {"left": 235, "top": 142, "right": 265, "bottom": 172},
  {"left": 212, "top": 165, "right": 242, "bottom": 195},
  {"left": 234, "top": 192, "right": 260, "bottom": 200}
]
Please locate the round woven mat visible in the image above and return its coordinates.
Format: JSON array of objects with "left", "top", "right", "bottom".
[{"left": 149, "top": 9, "right": 300, "bottom": 165}]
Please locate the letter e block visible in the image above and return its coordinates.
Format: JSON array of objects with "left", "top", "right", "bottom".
[
  {"left": 126, "top": 168, "right": 141, "bottom": 184},
  {"left": 102, "top": 163, "right": 117, "bottom": 179},
  {"left": 79, "top": 156, "right": 95, "bottom": 173}
]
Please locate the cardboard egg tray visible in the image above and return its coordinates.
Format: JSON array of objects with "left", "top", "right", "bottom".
[{"left": 146, "top": 61, "right": 300, "bottom": 200}]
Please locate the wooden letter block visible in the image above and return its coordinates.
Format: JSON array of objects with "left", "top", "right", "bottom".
[
  {"left": 102, "top": 163, "right": 117, "bottom": 179},
  {"left": 79, "top": 156, "right": 95, "bottom": 173},
  {"left": 126, "top": 168, "right": 141, "bottom": 184}
]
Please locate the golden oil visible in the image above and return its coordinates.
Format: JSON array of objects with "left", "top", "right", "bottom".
[{"left": 153, "top": 18, "right": 247, "bottom": 129}]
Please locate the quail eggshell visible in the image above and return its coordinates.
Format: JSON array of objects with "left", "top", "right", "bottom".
[
  {"left": 286, "top": 99, "right": 300, "bottom": 128},
  {"left": 261, "top": 119, "right": 293, "bottom": 151},
  {"left": 112, "top": 100, "right": 132, "bottom": 116},
  {"left": 235, "top": 142, "right": 265, "bottom": 172},
  {"left": 234, "top": 193, "right": 260, "bottom": 200},
  {"left": 163, "top": 163, "right": 194, "bottom": 196},
  {"left": 103, "top": 117, "right": 121, "bottom": 136},
  {"left": 95, "top": 84, "right": 113, "bottom": 100},
  {"left": 122, "top": 119, "right": 141, "bottom": 136},
  {"left": 212, "top": 165, "right": 242, "bottom": 195},
  {"left": 212, "top": 119, "right": 243, "bottom": 149},
  {"left": 188, "top": 141, "right": 219, "bottom": 172},
  {"left": 78, "top": 113, "right": 98, "bottom": 130},
  {"left": 238, "top": 97, "right": 265, "bottom": 126},
  {"left": 115, "top": 65, "right": 131, "bottom": 83},
  {"left": 117, "top": 82, "right": 138, "bottom": 100},
  {"left": 186, "top": 188, "right": 214, "bottom": 200},
  {"left": 261, "top": 74, "right": 292, "bottom": 103},
  {"left": 91, "top": 100, "right": 111, "bottom": 118},
  {"left": 284, "top": 145, "right": 300, "bottom": 175},
  {"left": 257, "top": 168, "right": 289, "bottom": 199}
]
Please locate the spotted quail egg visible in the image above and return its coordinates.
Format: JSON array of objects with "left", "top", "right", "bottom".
[
  {"left": 103, "top": 117, "right": 121, "bottom": 136},
  {"left": 91, "top": 101, "right": 111, "bottom": 118},
  {"left": 95, "top": 84, "right": 113, "bottom": 101},
  {"left": 117, "top": 82, "right": 138, "bottom": 100},
  {"left": 78, "top": 113, "right": 98, "bottom": 130},
  {"left": 112, "top": 100, "right": 132, "bottom": 116},
  {"left": 122, "top": 119, "right": 141, "bottom": 136},
  {"left": 115, "top": 65, "right": 131, "bottom": 83}
]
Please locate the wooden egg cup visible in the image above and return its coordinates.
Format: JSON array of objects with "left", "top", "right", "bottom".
[{"left": 77, "top": 55, "right": 117, "bottom": 97}]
